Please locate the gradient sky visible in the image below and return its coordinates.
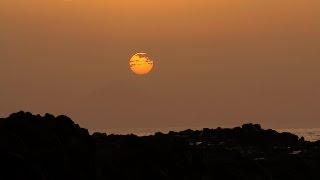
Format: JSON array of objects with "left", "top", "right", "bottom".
[{"left": 1, "top": 0, "right": 319, "bottom": 133}]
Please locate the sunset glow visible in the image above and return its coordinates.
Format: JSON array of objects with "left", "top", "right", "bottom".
[{"left": 0, "top": 0, "right": 319, "bottom": 130}]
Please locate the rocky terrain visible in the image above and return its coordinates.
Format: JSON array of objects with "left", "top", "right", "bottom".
[{"left": 1, "top": 111, "right": 320, "bottom": 180}]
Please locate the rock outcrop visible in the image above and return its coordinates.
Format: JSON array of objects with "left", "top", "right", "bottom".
[{"left": 0, "top": 111, "right": 319, "bottom": 180}]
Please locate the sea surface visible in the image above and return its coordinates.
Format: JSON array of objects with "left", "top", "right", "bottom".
[
  {"left": 98, "top": 128, "right": 320, "bottom": 142},
  {"left": 279, "top": 128, "right": 320, "bottom": 142}
]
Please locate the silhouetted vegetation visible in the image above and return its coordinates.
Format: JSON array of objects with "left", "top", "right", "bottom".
[{"left": 1, "top": 111, "right": 320, "bottom": 180}]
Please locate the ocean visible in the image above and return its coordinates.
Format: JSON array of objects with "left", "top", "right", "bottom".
[
  {"left": 99, "top": 127, "right": 320, "bottom": 142},
  {"left": 279, "top": 128, "right": 320, "bottom": 142}
]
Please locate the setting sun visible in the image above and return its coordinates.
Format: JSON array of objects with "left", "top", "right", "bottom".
[{"left": 129, "top": 53, "right": 154, "bottom": 75}]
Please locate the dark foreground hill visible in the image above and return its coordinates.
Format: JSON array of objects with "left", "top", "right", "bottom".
[{"left": 1, "top": 112, "right": 320, "bottom": 180}]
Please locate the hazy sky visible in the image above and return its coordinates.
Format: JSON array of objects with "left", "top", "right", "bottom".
[{"left": 1, "top": 0, "right": 319, "bottom": 133}]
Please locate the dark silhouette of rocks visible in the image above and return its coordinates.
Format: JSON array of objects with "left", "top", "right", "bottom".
[
  {"left": 0, "top": 111, "right": 95, "bottom": 180},
  {"left": 1, "top": 112, "right": 320, "bottom": 180}
]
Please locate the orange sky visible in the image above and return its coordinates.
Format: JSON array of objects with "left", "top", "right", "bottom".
[{"left": 0, "top": 0, "right": 319, "bottom": 133}]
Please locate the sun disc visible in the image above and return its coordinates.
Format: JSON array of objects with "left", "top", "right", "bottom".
[{"left": 129, "top": 53, "right": 154, "bottom": 75}]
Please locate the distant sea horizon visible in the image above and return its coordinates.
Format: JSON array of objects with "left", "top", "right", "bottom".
[
  {"left": 92, "top": 127, "right": 320, "bottom": 142},
  {"left": 278, "top": 128, "right": 320, "bottom": 142}
]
